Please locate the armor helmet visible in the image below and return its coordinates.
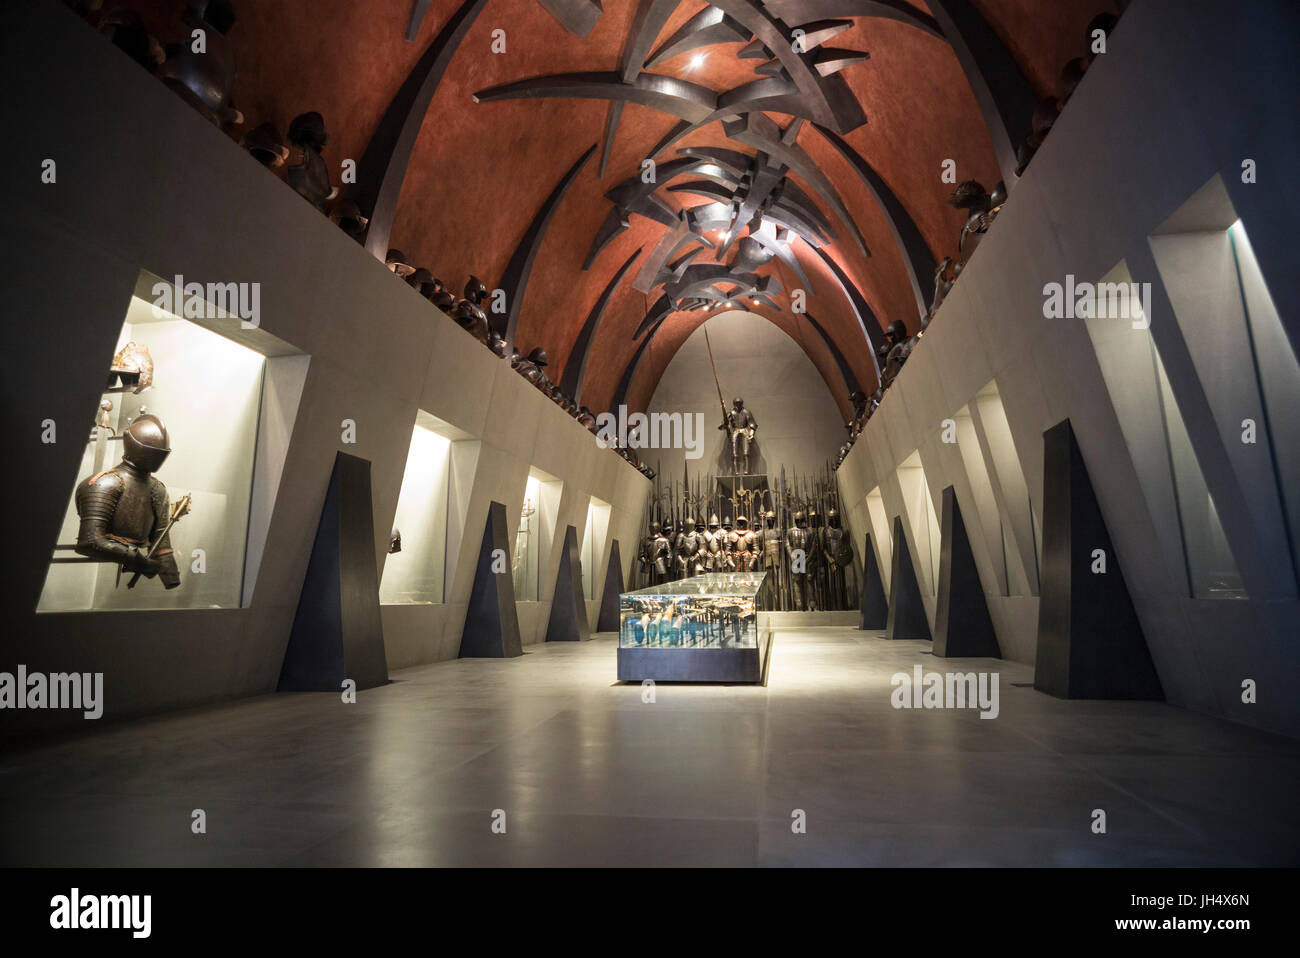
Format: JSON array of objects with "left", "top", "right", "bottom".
[
  {"left": 109, "top": 341, "right": 154, "bottom": 394},
  {"left": 489, "top": 332, "right": 509, "bottom": 357},
  {"left": 432, "top": 288, "right": 456, "bottom": 311},
  {"left": 99, "top": 9, "right": 160, "bottom": 70},
  {"left": 722, "top": 517, "right": 733, "bottom": 530},
  {"left": 526, "top": 347, "right": 549, "bottom": 367},
  {"left": 385, "top": 249, "right": 415, "bottom": 277},
  {"left": 735, "top": 515, "right": 748, "bottom": 530},
  {"left": 122, "top": 414, "right": 171, "bottom": 473},
  {"left": 244, "top": 122, "right": 289, "bottom": 168},
  {"left": 732, "top": 397, "right": 743, "bottom": 409},
  {"left": 885, "top": 319, "right": 908, "bottom": 344},
  {"left": 947, "top": 179, "right": 988, "bottom": 211},
  {"left": 682, "top": 517, "right": 696, "bottom": 532},
  {"left": 287, "top": 111, "right": 328, "bottom": 152},
  {"left": 793, "top": 510, "right": 807, "bottom": 526},
  {"left": 330, "top": 198, "right": 368, "bottom": 238},
  {"left": 650, "top": 521, "right": 661, "bottom": 535},
  {"left": 464, "top": 276, "right": 488, "bottom": 304},
  {"left": 407, "top": 268, "right": 436, "bottom": 293},
  {"left": 708, "top": 514, "right": 719, "bottom": 530}
]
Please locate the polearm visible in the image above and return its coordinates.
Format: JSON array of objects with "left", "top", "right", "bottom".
[
  {"left": 703, "top": 327, "right": 732, "bottom": 454},
  {"left": 127, "top": 492, "right": 192, "bottom": 589}
]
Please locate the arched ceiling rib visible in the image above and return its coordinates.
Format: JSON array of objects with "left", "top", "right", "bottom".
[{"left": 119, "top": 0, "right": 1112, "bottom": 414}]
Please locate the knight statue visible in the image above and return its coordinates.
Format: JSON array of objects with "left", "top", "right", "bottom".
[{"left": 719, "top": 397, "right": 757, "bottom": 474}]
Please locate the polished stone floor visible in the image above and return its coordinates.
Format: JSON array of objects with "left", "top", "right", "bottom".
[{"left": 2, "top": 627, "right": 1297, "bottom": 866}]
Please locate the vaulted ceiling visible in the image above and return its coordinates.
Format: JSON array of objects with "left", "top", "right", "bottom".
[{"left": 123, "top": 0, "right": 1110, "bottom": 417}]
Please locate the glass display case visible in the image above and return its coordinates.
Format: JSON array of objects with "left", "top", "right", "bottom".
[
  {"left": 618, "top": 572, "right": 774, "bottom": 683},
  {"left": 37, "top": 295, "right": 270, "bottom": 612}
]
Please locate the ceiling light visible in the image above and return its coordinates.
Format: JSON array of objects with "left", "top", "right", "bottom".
[
  {"left": 690, "top": 53, "right": 707, "bottom": 69},
  {"left": 752, "top": 299, "right": 759, "bottom": 304}
]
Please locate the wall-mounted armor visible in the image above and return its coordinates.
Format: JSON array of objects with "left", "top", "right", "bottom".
[
  {"left": 74, "top": 414, "right": 181, "bottom": 589},
  {"left": 107, "top": 341, "right": 154, "bottom": 394}
]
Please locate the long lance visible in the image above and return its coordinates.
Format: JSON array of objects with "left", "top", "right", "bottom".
[{"left": 703, "top": 327, "right": 731, "bottom": 453}]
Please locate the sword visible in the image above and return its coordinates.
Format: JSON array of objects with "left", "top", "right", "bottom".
[{"left": 127, "top": 493, "right": 192, "bottom": 589}]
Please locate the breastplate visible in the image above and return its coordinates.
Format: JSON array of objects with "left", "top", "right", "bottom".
[{"left": 110, "top": 470, "right": 156, "bottom": 543}]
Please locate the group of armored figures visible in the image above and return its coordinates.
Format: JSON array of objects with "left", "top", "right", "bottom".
[
  {"left": 833, "top": 9, "right": 1123, "bottom": 471},
  {"left": 73, "top": 0, "right": 656, "bottom": 481},
  {"left": 639, "top": 508, "right": 854, "bottom": 612},
  {"left": 383, "top": 260, "right": 657, "bottom": 479}
]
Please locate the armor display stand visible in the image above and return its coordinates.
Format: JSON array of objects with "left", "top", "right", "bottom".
[
  {"left": 859, "top": 533, "right": 889, "bottom": 629},
  {"left": 279, "top": 452, "right": 389, "bottom": 692},
  {"left": 460, "top": 500, "right": 524, "bottom": 658},
  {"left": 1034, "top": 420, "right": 1163, "bottom": 699},
  {"left": 885, "top": 516, "right": 931, "bottom": 640},
  {"left": 597, "top": 540, "right": 624, "bottom": 632},
  {"left": 932, "top": 486, "right": 1001, "bottom": 658},
  {"left": 546, "top": 524, "right": 591, "bottom": 642}
]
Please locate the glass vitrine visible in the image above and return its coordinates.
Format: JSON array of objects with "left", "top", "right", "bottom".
[{"left": 617, "top": 572, "right": 773, "bottom": 683}]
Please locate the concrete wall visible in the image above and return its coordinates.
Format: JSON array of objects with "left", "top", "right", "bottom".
[
  {"left": 837, "top": 0, "right": 1300, "bottom": 736},
  {"left": 645, "top": 310, "right": 845, "bottom": 484},
  {"left": 1, "top": 2, "right": 649, "bottom": 737}
]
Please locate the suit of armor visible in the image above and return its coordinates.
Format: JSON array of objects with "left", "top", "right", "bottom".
[
  {"left": 702, "top": 516, "right": 724, "bottom": 572},
  {"left": 674, "top": 520, "right": 705, "bottom": 578},
  {"left": 720, "top": 398, "right": 757, "bottom": 474},
  {"left": 639, "top": 523, "right": 670, "bottom": 585},
  {"left": 74, "top": 415, "right": 181, "bottom": 589},
  {"left": 821, "top": 511, "right": 851, "bottom": 610},
  {"left": 731, "top": 516, "right": 756, "bottom": 572},
  {"left": 786, "top": 513, "right": 814, "bottom": 611}
]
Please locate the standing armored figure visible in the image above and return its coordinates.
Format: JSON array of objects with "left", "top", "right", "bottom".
[
  {"left": 719, "top": 397, "right": 757, "bottom": 474},
  {"left": 731, "top": 515, "right": 756, "bottom": 572},
  {"left": 821, "top": 509, "right": 852, "bottom": 610},
  {"left": 702, "top": 514, "right": 724, "bottom": 571},
  {"left": 786, "top": 511, "right": 815, "bottom": 611},
  {"left": 639, "top": 521, "right": 670, "bottom": 587},
  {"left": 719, "top": 517, "right": 736, "bottom": 572},
  {"left": 659, "top": 519, "right": 676, "bottom": 580},
  {"left": 74, "top": 414, "right": 181, "bottom": 590},
  {"left": 674, "top": 517, "right": 705, "bottom": 578}
]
